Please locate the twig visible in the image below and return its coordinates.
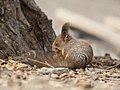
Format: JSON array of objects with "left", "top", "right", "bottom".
[
  {"left": 44, "top": 61, "right": 54, "bottom": 68},
  {"left": 24, "top": 58, "right": 54, "bottom": 68}
]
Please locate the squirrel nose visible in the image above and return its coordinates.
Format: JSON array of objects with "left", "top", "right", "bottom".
[
  {"left": 52, "top": 48, "right": 55, "bottom": 52},
  {"left": 52, "top": 48, "right": 58, "bottom": 53},
  {"left": 52, "top": 50, "right": 55, "bottom": 52}
]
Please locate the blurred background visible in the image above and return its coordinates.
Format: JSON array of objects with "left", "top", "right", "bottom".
[{"left": 35, "top": 0, "right": 120, "bottom": 58}]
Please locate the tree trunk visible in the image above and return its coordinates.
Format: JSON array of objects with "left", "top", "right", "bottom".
[{"left": 0, "top": 0, "right": 56, "bottom": 59}]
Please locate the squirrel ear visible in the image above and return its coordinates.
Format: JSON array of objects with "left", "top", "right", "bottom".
[{"left": 61, "top": 22, "right": 70, "bottom": 41}]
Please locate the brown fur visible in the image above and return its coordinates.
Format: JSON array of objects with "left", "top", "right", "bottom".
[{"left": 52, "top": 23, "right": 93, "bottom": 69}]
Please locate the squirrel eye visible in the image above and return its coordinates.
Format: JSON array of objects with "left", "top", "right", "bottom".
[{"left": 55, "top": 43, "right": 59, "bottom": 46}]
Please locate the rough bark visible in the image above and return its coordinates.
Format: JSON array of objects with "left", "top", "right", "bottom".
[{"left": 0, "top": 0, "right": 56, "bottom": 59}]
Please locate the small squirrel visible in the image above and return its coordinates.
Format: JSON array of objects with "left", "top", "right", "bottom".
[
  {"left": 20, "top": 23, "right": 93, "bottom": 69},
  {"left": 52, "top": 23, "right": 93, "bottom": 69}
]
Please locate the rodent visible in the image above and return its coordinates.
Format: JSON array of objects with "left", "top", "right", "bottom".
[{"left": 52, "top": 23, "right": 93, "bottom": 69}]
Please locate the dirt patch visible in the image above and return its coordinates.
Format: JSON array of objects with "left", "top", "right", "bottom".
[
  {"left": 0, "top": 54, "right": 120, "bottom": 90},
  {"left": 92, "top": 53, "right": 120, "bottom": 69}
]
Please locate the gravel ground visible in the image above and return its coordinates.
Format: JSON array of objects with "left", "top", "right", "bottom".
[{"left": 0, "top": 54, "right": 120, "bottom": 90}]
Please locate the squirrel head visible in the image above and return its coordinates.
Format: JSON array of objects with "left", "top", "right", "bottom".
[{"left": 52, "top": 22, "right": 72, "bottom": 53}]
